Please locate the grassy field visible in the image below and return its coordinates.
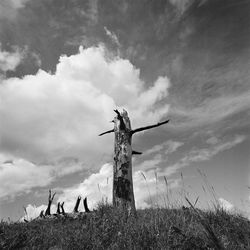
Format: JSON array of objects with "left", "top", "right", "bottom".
[{"left": 1, "top": 202, "right": 250, "bottom": 250}]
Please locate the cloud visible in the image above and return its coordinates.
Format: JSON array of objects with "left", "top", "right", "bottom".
[
  {"left": 170, "top": 92, "right": 250, "bottom": 130},
  {"left": 135, "top": 154, "right": 163, "bottom": 172},
  {"left": 218, "top": 198, "right": 234, "bottom": 212},
  {"left": 0, "top": 156, "right": 53, "bottom": 199},
  {"left": 9, "top": 0, "right": 29, "bottom": 9},
  {"left": 133, "top": 169, "right": 180, "bottom": 208},
  {"left": 163, "top": 135, "right": 246, "bottom": 177},
  {"left": 169, "top": 0, "right": 194, "bottom": 15},
  {"left": 134, "top": 140, "right": 184, "bottom": 173},
  {"left": 0, "top": 44, "right": 25, "bottom": 72},
  {"left": 21, "top": 204, "right": 48, "bottom": 221},
  {"left": 57, "top": 163, "right": 112, "bottom": 212},
  {"left": 104, "top": 27, "right": 120, "bottom": 47},
  {"left": 0, "top": 153, "right": 83, "bottom": 199},
  {"left": 0, "top": 45, "right": 169, "bottom": 162},
  {"left": 0, "top": 45, "right": 169, "bottom": 199},
  {"left": 0, "top": 0, "right": 30, "bottom": 19},
  {"left": 24, "top": 162, "right": 181, "bottom": 218},
  {"left": 144, "top": 140, "right": 184, "bottom": 156}
]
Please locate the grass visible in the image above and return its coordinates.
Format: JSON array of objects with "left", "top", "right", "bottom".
[{"left": 1, "top": 203, "right": 250, "bottom": 249}]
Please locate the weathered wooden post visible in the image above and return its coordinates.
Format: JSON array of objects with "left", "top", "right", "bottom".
[{"left": 99, "top": 109, "right": 169, "bottom": 215}]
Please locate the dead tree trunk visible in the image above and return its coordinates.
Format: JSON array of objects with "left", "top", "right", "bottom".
[
  {"left": 99, "top": 109, "right": 169, "bottom": 215},
  {"left": 112, "top": 109, "right": 135, "bottom": 214},
  {"left": 45, "top": 190, "right": 56, "bottom": 216}
]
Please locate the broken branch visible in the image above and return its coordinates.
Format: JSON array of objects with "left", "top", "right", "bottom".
[
  {"left": 98, "top": 129, "right": 114, "bottom": 136},
  {"left": 84, "top": 197, "right": 91, "bottom": 213},
  {"left": 132, "top": 150, "right": 142, "bottom": 155},
  {"left": 131, "top": 120, "right": 169, "bottom": 135}
]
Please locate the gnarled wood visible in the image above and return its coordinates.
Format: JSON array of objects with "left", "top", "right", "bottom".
[{"left": 45, "top": 190, "right": 56, "bottom": 216}]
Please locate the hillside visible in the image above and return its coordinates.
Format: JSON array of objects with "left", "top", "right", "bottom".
[{"left": 1, "top": 204, "right": 250, "bottom": 249}]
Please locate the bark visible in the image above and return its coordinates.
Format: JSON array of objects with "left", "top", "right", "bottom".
[{"left": 112, "top": 109, "right": 136, "bottom": 215}]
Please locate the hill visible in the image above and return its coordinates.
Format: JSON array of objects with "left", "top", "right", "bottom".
[{"left": 1, "top": 204, "right": 250, "bottom": 249}]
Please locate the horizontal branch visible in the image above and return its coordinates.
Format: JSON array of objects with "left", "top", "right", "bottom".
[
  {"left": 131, "top": 119, "right": 169, "bottom": 135},
  {"left": 132, "top": 150, "right": 142, "bottom": 155},
  {"left": 98, "top": 129, "right": 114, "bottom": 136}
]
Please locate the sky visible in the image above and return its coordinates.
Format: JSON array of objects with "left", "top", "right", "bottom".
[{"left": 0, "top": 0, "right": 250, "bottom": 221}]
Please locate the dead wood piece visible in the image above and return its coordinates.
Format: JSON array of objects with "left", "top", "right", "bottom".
[
  {"left": 98, "top": 129, "right": 114, "bottom": 136},
  {"left": 114, "top": 109, "right": 126, "bottom": 130},
  {"left": 60, "top": 202, "right": 65, "bottom": 215},
  {"left": 83, "top": 197, "right": 91, "bottom": 213},
  {"left": 45, "top": 190, "right": 56, "bottom": 216},
  {"left": 73, "top": 196, "right": 81, "bottom": 213},
  {"left": 132, "top": 150, "right": 142, "bottom": 155},
  {"left": 131, "top": 120, "right": 169, "bottom": 135},
  {"left": 57, "top": 202, "right": 61, "bottom": 214},
  {"left": 39, "top": 210, "right": 45, "bottom": 218}
]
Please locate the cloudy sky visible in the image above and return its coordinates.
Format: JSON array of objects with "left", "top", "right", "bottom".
[{"left": 0, "top": 0, "right": 250, "bottom": 220}]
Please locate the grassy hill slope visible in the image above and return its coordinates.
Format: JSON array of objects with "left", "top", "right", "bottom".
[{"left": 1, "top": 204, "right": 250, "bottom": 249}]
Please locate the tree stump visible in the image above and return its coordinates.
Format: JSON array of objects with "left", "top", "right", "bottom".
[
  {"left": 113, "top": 109, "right": 136, "bottom": 214},
  {"left": 99, "top": 108, "right": 169, "bottom": 216}
]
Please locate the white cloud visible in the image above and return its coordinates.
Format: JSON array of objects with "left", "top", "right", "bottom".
[
  {"left": 170, "top": 92, "right": 250, "bottom": 130},
  {"left": 0, "top": 44, "right": 24, "bottom": 72},
  {"left": 22, "top": 163, "right": 180, "bottom": 218},
  {"left": 133, "top": 170, "right": 180, "bottom": 208},
  {"left": 163, "top": 135, "right": 246, "bottom": 177},
  {"left": 206, "top": 136, "right": 219, "bottom": 145},
  {"left": 0, "top": 0, "right": 30, "bottom": 19},
  {"left": 135, "top": 154, "right": 163, "bottom": 171},
  {"left": 21, "top": 204, "right": 48, "bottom": 221},
  {"left": 60, "top": 164, "right": 179, "bottom": 210},
  {"left": 9, "top": 0, "right": 29, "bottom": 9},
  {"left": 144, "top": 140, "right": 183, "bottom": 156},
  {"left": 169, "top": 0, "right": 194, "bottom": 15},
  {"left": 0, "top": 45, "right": 170, "bottom": 199},
  {"left": 0, "top": 45, "right": 169, "bottom": 162},
  {"left": 57, "top": 163, "right": 113, "bottom": 212},
  {"left": 0, "top": 157, "right": 53, "bottom": 199},
  {"left": 218, "top": 198, "right": 234, "bottom": 212},
  {"left": 104, "top": 27, "right": 120, "bottom": 47},
  {"left": 134, "top": 140, "right": 183, "bottom": 172},
  {"left": 0, "top": 153, "right": 83, "bottom": 199}
]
